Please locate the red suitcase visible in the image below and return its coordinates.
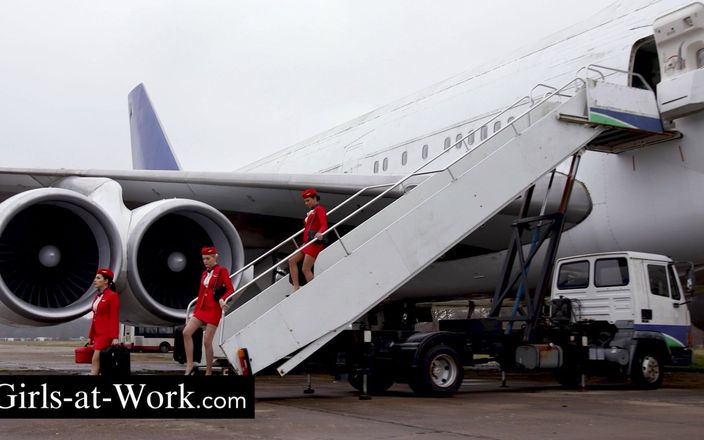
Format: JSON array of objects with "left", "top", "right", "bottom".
[{"left": 75, "top": 345, "right": 94, "bottom": 364}]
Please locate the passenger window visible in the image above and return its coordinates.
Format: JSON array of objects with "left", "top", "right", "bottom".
[
  {"left": 557, "top": 260, "right": 589, "bottom": 289},
  {"left": 647, "top": 265, "right": 669, "bottom": 297},
  {"left": 480, "top": 125, "right": 488, "bottom": 141},
  {"left": 401, "top": 151, "right": 408, "bottom": 166},
  {"left": 594, "top": 258, "right": 629, "bottom": 287},
  {"left": 422, "top": 144, "right": 429, "bottom": 160},
  {"left": 493, "top": 121, "right": 501, "bottom": 132},
  {"left": 444, "top": 137, "right": 451, "bottom": 150},
  {"left": 382, "top": 157, "right": 388, "bottom": 171},
  {"left": 373, "top": 161, "right": 379, "bottom": 173},
  {"left": 467, "top": 131, "right": 474, "bottom": 145},
  {"left": 455, "top": 133, "right": 463, "bottom": 149},
  {"left": 507, "top": 116, "right": 515, "bottom": 124},
  {"left": 667, "top": 265, "right": 682, "bottom": 300}
]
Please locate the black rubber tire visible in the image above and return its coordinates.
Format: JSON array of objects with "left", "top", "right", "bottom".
[
  {"left": 555, "top": 365, "right": 582, "bottom": 388},
  {"left": 631, "top": 349, "right": 664, "bottom": 389},
  {"left": 348, "top": 371, "right": 395, "bottom": 394},
  {"left": 408, "top": 344, "right": 463, "bottom": 396},
  {"left": 159, "top": 342, "right": 171, "bottom": 353}
]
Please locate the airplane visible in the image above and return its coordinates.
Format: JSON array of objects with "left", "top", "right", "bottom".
[{"left": 0, "top": 0, "right": 702, "bottom": 332}]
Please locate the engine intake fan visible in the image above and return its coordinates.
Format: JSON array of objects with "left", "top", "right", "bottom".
[
  {"left": 0, "top": 189, "right": 122, "bottom": 326},
  {"left": 123, "top": 199, "right": 244, "bottom": 324}
]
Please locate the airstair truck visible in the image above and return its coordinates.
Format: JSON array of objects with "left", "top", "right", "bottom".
[
  {"left": 218, "top": 66, "right": 693, "bottom": 396},
  {"left": 338, "top": 251, "right": 694, "bottom": 396}
]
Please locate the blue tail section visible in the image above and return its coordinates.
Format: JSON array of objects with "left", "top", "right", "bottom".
[{"left": 127, "top": 83, "right": 181, "bottom": 170}]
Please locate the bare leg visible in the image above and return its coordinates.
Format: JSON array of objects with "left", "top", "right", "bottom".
[
  {"left": 302, "top": 254, "right": 316, "bottom": 283},
  {"left": 203, "top": 324, "right": 218, "bottom": 375},
  {"left": 183, "top": 317, "right": 203, "bottom": 375},
  {"left": 90, "top": 348, "right": 100, "bottom": 376},
  {"left": 288, "top": 252, "right": 304, "bottom": 291}
]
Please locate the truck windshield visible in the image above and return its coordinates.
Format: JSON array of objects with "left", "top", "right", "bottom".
[{"left": 667, "top": 264, "right": 682, "bottom": 300}]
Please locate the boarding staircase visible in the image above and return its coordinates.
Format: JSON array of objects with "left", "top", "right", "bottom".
[{"left": 201, "top": 66, "right": 676, "bottom": 375}]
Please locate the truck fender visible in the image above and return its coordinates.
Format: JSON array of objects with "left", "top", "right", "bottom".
[
  {"left": 392, "top": 331, "right": 467, "bottom": 368},
  {"left": 629, "top": 331, "right": 672, "bottom": 371}
]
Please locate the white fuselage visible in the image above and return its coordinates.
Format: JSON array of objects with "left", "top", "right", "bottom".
[{"left": 238, "top": 0, "right": 704, "bottom": 298}]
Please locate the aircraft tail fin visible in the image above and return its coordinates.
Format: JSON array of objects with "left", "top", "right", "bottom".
[{"left": 127, "top": 83, "right": 181, "bottom": 170}]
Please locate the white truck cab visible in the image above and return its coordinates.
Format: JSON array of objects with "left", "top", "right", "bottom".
[{"left": 552, "top": 251, "right": 693, "bottom": 372}]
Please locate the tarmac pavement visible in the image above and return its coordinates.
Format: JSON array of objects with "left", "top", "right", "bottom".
[{"left": 0, "top": 342, "right": 702, "bottom": 440}]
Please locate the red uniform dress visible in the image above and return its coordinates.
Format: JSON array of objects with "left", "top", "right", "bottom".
[
  {"left": 301, "top": 204, "right": 328, "bottom": 259},
  {"left": 88, "top": 288, "right": 120, "bottom": 350},
  {"left": 193, "top": 264, "right": 235, "bottom": 326}
]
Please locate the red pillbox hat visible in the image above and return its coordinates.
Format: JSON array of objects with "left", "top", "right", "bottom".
[
  {"left": 96, "top": 268, "right": 114, "bottom": 280},
  {"left": 301, "top": 188, "right": 317, "bottom": 198},
  {"left": 201, "top": 246, "right": 217, "bottom": 255}
]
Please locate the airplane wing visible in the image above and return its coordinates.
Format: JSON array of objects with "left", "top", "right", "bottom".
[
  {"left": 0, "top": 165, "right": 589, "bottom": 252},
  {"left": 0, "top": 167, "right": 406, "bottom": 220}
]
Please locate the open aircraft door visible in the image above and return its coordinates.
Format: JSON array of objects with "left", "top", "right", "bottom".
[{"left": 654, "top": 2, "right": 704, "bottom": 119}]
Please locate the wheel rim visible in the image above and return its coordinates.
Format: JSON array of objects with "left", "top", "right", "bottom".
[
  {"left": 640, "top": 355, "right": 660, "bottom": 383},
  {"left": 428, "top": 353, "right": 459, "bottom": 388}
]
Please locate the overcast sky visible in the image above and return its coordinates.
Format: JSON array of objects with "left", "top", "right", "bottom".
[{"left": 0, "top": 0, "right": 616, "bottom": 171}]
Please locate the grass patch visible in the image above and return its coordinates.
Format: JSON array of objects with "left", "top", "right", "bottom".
[{"left": 690, "top": 348, "right": 704, "bottom": 369}]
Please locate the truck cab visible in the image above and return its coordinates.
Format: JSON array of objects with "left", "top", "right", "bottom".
[{"left": 552, "top": 251, "right": 693, "bottom": 373}]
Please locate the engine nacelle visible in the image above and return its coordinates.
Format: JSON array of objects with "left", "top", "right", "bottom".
[
  {"left": 0, "top": 188, "right": 123, "bottom": 326},
  {"left": 122, "top": 199, "right": 245, "bottom": 325}
]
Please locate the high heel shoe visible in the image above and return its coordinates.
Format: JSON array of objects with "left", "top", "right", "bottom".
[{"left": 184, "top": 367, "right": 198, "bottom": 376}]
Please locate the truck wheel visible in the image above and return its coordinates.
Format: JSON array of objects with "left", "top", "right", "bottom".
[
  {"left": 408, "top": 344, "right": 463, "bottom": 396},
  {"left": 159, "top": 342, "right": 171, "bottom": 353},
  {"left": 347, "top": 371, "right": 395, "bottom": 394},
  {"left": 631, "top": 349, "right": 664, "bottom": 389},
  {"left": 555, "top": 367, "right": 581, "bottom": 388}
]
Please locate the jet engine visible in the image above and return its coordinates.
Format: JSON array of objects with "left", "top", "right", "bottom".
[
  {"left": 122, "top": 199, "right": 245, "bottom": 325},
  {"left": 0, "top": 188, "right": 123, "bottom": 326}
]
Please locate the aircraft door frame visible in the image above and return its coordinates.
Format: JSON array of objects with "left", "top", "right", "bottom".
[{"left": 629, "top": 35, "right": 661, "bottom": 92}]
